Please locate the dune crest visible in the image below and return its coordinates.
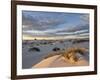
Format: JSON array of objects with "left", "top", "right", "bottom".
[{"left": 33, "top": 54, "right": 89, "bottom": 68}]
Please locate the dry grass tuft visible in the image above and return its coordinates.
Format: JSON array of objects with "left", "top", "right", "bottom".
[{"left": 62, "top": 47, "right": 87, "bottom": 63}]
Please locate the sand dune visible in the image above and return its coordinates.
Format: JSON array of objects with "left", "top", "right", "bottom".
[
  {"left": 33, "top": 55, "right": 89, "bottom": 68},
  {"left": 22, "top": 39, "right": 89, "bottom": 69}
]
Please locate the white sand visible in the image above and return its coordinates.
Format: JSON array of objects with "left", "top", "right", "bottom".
[
  {"left": 22, "top": 40, "right": 89, "bottom": 68},
  {"left": 33, "top": 55, "right": 89, "bottom": 68}
]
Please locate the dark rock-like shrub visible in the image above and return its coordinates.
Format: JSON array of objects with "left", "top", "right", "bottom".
[
  {"left": 29, "top": 47, "right": 40, "bottom": 52},
  {"left": 53, "top": 47, "right": 60, "bottom": 51}
]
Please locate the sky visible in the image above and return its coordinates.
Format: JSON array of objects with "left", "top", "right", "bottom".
[{"left": 22, "top": 10, "right": 89, "bottom": 40}]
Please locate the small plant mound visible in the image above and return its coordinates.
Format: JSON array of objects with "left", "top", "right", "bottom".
[
  {"left": 62, "top": 47, "right": 87, "bottom": 63},
  {"left": 52, "top": 47, "right": 60, "bottom": 51},
  {"left": 29, "top": 47, "right": 40, "bottom": 52}
]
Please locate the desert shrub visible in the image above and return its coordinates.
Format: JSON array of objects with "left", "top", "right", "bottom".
[
  {"left": 29, "top": 47, "right": 40, "bottom": 52},
  {"left": 52, "top": 47, "right": 60, "bottom": 51},
  {"left": 65, "top": 47, "right": 86, "bottom": 55},
  {"left": 62, "top": 47, "right": 87, "bottom": 62}
]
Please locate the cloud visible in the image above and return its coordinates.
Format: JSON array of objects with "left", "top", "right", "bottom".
[
  {"left": 54, "top": 29, "right": 89, "bottom": 35},
  {"left": 23, "top": 28, "right": 89, "bottom": 38},
  {"left": 80, "top": 14, "right": 89, "bottom": 24},
  {"left": 22, "top": 11, "right": 67, "bottom": 31},
  {"left": 22, "top": 11, "right": 89, "bottom": 39}
]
